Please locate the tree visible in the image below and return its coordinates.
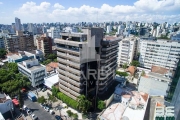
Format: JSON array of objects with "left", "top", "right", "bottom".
[
  {"left": 72, "top": 113, "right": 78, "bottom": 119},
  {"left": 52, "top": 86, "right": 59, "bottom": 96},
  {"left": 0, "top": 49, "right": 7, "bottom": 59},
  {"left": 97, "top": 100, "right": 105, "bottom": 110},
  {"left": 18, "top": 91, "right": 24, "bottom": 108},
  {"left": 7, "top": 63, "right": 18, "bottom": 73},
  {"left": 130, "top": 60, "right": 140, "bottom": 67},
  {"left": 37, "top": 96, "right": 47, "bottom": 104},
  {"left": 141, "top": 70, "right": 145, "bottom": 76},
  {"left": 122, "top": 63, "right": 128, "bottom": 70},
  {"left": 67, "top": 110, "right": 73, "bottom": 117},
  {"left": 48, "top": 95, "right": 57, "bottom": 104},
  {"left": 46, "top": 53, "right": 57, "bottom": 60},
  {"left": 76, "top": 95, "right": 91, "bottom": 113}
]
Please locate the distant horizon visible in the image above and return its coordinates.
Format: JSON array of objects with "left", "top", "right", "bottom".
[{"left": 0, "top": 0, "right": 180, "bottom": 24}]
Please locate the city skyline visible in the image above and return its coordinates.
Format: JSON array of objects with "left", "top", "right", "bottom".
[{"left": 0, "top": 0, "right": 180, "bottom": 24}]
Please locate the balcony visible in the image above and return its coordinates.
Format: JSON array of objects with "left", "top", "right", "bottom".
[
  {"left": 69, "top": 84, "right": 84, "bottom": 93},
  {"left": 59, "top": 74, "right": 82, "bottom": 87},
  {"left": 101, "top": 49, "right": 118, "bottom": 58},
  {"left": 56, "top": 46, "right": 80, "bottom": 55},
  {"left": 57, "top": 52, "right": 80, "bottom": 62},
  {"left": 101, "top": 54, "right": 118, "bottom": 63},
  {"left": 58, "top": 63, "right": 81, "bottom": 75},
  {"left": 101, "top": 44, "right": 119, "bottom": 51},
  {"left": 57, "top": 57, "right": 82, "bottom": 69}
]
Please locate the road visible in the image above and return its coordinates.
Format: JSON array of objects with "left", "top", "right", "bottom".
[{"left": 24, "top": 99, "right": 55, "bottom": 120}]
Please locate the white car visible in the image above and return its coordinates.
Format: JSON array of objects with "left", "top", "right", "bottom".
[
  {"left": 31, "top": 114, "right": 38, "bottom": 120},
  {"left": 23, "top": 105, "right": 27, "bottom": 110},
  {"left": 44, "top": 107, "right": 50, "bottom": 112}
]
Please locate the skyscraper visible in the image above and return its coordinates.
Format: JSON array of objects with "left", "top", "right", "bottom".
[{"left": 15, "top": 17, "right": 21, "bottom": 31}]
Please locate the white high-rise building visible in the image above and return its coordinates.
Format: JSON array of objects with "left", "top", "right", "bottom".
[
  {"left": 15, "top": 17, "right": 21, "bottom": 31},
  {"left": 47, "top": 27, "right": 60, "bottom": 39},
  {"left": 118, "top": 35, "right": 138, "bottom": 66},
  {"left": 139, "top": 40, "right": 180, "bottom": 70},
  {"left": 106, "top": 25, "right": 112, "bottom": 33},
  {"left": 28, "top": 23, "right": 34, "bottom": 33}
]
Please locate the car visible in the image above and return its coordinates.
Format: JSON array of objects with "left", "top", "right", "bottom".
[
  {"left": 49, "top": 110, "right": 55, "bottom": 115},
  {"left": 44, "top": 106, "right": 50, "bottom": 112},
  {"left": 23, "top": 105, "right": 27, "bottom": 110},
  {"left": 42, "top": 88, "right": 47, "bottom": 92},
  {"left": 55, "top": 115, "right": 62, "bottom": 120},
  {"left": 40, "top": 103, "right": 44, "bottom": 107},
  {"left": 31, "top": 114, "right": 38, "bottom": 120},
  {"left": 27, "top": 109, "right": 32, "bottom": 115}
]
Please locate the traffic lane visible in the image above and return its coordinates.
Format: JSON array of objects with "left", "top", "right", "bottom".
[{"left": 24, "top": 99, "right": 55, "bottom": 120}]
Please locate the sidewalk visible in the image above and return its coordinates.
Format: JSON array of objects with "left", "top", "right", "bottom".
[{"left": 36, "top": 89, "right": 83, "bottom": 120}]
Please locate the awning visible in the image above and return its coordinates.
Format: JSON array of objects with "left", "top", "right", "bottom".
[
  {"left": 44, "top": 73, "right": 59, "bottom": 89},
  {"left": 12, "top": 99, "right": 19, "bottom": 105}
]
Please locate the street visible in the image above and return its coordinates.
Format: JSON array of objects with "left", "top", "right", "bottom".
[{"left": 24, "top": 99, "right": 55, "bottom": 120}]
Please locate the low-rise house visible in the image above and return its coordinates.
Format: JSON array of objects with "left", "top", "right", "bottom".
[
  {"left": 138, "top": 65, "right": 172, "bottom": 97},
  {"left": 7, "top": 50, "right": 43, "bottom": 63},
  {"left": 0, "top": 93, "right": 13, "bottom": 117}
]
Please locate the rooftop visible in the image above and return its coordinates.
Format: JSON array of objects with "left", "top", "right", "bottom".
[
  {"left": 127, "top": 66, "right": 136, "bottom": 75},
  {"left": 148, "top": 72, "right": 172, "bottom": 82},
  {"left": 0, "top": 93, "right": 11, "bottom": 103},
  {"left": 46, "top": 62, "right": 58, "bottom": 72},
  {"left": 151, "top": 65, "right": 169, "bottom": 75}
]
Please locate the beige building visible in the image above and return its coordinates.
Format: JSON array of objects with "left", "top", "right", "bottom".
[
  {"left": 5, "top": 31, "right": 35, "bottom": 53},
  {"left": 36, "top": 35, "right": 52, "bottom": 56},
  {"left": 55, "top": 27, "right": 120, "bottom": 100}
]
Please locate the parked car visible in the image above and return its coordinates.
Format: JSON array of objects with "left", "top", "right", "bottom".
[
  {"left": 27, "top": 109, "right": 32, "bottom": 115},
  {"left": 44, "top": 106, "right": 50, "bottom": 112},
  {"left": 55, "top": 115, "right": 62, "bottom": 120},
  {"left": 31, "top": 114, "right": 38, "bottom": 120},
  {"left": 23, "top": 105, "right": 27, "bottom": 110},
  {"left": 50, "top": 110, "right": 55, "bottom": 115}
]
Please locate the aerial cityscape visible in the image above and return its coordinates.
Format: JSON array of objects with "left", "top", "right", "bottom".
[{"left": 0, "top": 0, "right": 180, "bottom": 120}]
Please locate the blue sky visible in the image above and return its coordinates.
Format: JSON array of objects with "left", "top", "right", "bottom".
[{"left": 0, "top": 0, "right": 180, "bottom": 24}]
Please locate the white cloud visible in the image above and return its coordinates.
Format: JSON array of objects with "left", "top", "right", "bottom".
[
  {"left": 13, "top": 0, "right": 180, "bottom": 23},
  {"left": 0, "top": 2, "right": 3, "bottom": 4},
  {"left": 53, "top": 3, "right": 65, "bottom": 9}
]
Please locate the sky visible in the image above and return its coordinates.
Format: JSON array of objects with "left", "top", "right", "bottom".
[{"left": 0, "top": 0, "right": 180, "bottom": 24}]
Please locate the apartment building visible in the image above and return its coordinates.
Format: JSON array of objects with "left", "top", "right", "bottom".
[
  {"left": 36, "top": 35, "right": 52, "bottom": 56},
  {"left": 118, "top": 35, "right": 138, "bottom": 67},
  {"left": 139, "top": 40, "right": 180, "bottom": 70},
  {"left": 18, "top": 59, "right": 47, "bottom": 87},
  {"left": 55, "top": 27, "right": 120, "bottom": 101},
  {"left": 4, "top": 31, "right": 35, "bottom": 53},
  {"left": 0, "top": 36, "right": 5, "bottom": 49}
]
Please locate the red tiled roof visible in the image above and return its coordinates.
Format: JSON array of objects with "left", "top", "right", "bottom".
[
  {"left": 151, "top": 65, "right": 168, "bottom": 74},
  {"left": 46, "top": 62, "right": 58, "bottom": 72},
  {"left": 127, "top": 66, "right": 136, "bottom": 75}
]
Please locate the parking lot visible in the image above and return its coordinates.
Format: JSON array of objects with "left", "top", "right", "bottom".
[{"left": 24, "top": 99, "right": 55, "bottom": 120}]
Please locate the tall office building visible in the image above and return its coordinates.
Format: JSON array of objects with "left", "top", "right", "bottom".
[
  {"left": 139, "top": 40, "right": 180, "bottom": 70},
  {"left": 15, "top": 17, "right": 21, "bottom": 31},
  {"left": 28, "top": 23, "right": 34, "bottom": 33},
  {"left": 4, "top": 31, "right": 35, "bottom": 53},
  {"left": 55, "top": 28, "right": 120, "bottom": 104}
]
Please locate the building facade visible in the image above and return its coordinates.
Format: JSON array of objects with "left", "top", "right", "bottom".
[
  {"left": 15, "top": 17, "right": 21, "bottom": 31},
  {"left": 118, "top": 35, "right": 137, "bottom": 67},
  {"left": 18, "top": 59, "right": 47, "bottom": 87},
  {"left": 55, "top": 27, "right": 120, "bottom": 102},
  {"left": 36, "top": 36, "right": 52, "bottom": 56},
  {"left": 4, "top": 31, "right": 35, "bottom": 53},
  {"left": 0, "top": 36, "right": 5, "bottom": 49},
  {"left": 0, "top": 93, "right": 13, "bottom": 115},
  {"left": 139, "top": 40, "right": 180, "bottom": 70}
]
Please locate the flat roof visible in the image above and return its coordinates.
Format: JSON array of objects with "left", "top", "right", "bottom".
[
  {"left": 28, "top": 65, "right": 44, "bottom": 71},
  {"left": 44, "top": 73, "right": 59, "bottom": 88},
  {"left": 148, "top": 72, "right": 171, "bottom": 82},
  {"left": 138, "top": 76, "right": 169, "bottom": 96}
]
